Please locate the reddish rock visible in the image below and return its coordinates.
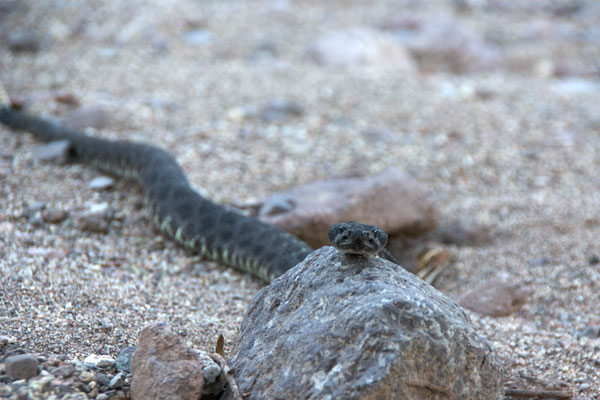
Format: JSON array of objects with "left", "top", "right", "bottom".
[
  {"left": 459, "top": 280, "right": 529, "bottom": 317},
  {"left": 130, "top": 322, "right": 224, "bottom": 400},
  {"left": 259, "top": 167, "right": 438, "bottom": 249}
]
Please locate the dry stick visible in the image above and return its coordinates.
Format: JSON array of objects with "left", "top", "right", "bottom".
[
  {"left": 210, "top": 352, "right": 243, "bottom": 400},
  {"left": 504, "top": 388, "right": 572, "bottom": 399}
]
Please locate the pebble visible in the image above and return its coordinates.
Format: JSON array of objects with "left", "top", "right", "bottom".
[
  {"left": 184, "top": 29, "right": 214, "bottom": 45},
  {"left": 78, "top": 370, "right": 95, "bottom": 383},
  {"left": 88, "top": 176, "right": 115, "bottom": 190},
  {"left": 8, "top": 30, "right": 42, "bottom": 52},
  {"left": 259, "top": 98, "right": 304, "bottom": 123},
  {"left": 76, "top": 212, "right": 111, "bottom": 233},
  {"left": 5, "top": 354, "right": 39, "bottom": 381},
  {"left": 41, "top": 208, "right": 69, "bottom": 224},
  {"left": 115, "top": 346, "right": 136, "bottom": 373},
  {"left": 83, "top": 354, "right": 115, "bottom": 369},
  {"left": 51, "top": 364, "right": 75, "bottom": 378},
  {"left": 459, "top": 280, "right": 529, "bottom": 317},
  {"left": 577, "top": 324, "right": 600, "bottom": 339},
  {"left": 31, "top": 140, "right": 71, "bottom": 164},
  {"left": 309, "top": 28, "right": 416, "bottom": 71},
  {"left": 108, "top": 371, "right": 125, "bottom": 389}
]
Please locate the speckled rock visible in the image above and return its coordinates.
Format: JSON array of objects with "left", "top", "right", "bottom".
[
  {"left": 5, "top": 354, "right": 38, "bottom": 381},
  {"left": 130, "top": 322, "right": 225, "bottom": 400},
  {"left": 459, "top": 280, "right": 529, "bottom": 317},
  {"left": 31, "top": 140, "right": 71, "bottom": 164},
  {"left": 259, "top": 167, "right": 438, "bottom": 248},
  {"left": 228, "top": 246, "right": 503, "bottom": 400},
  {"left": 309, "top": 28, "right": 417, "bottom": 71}
]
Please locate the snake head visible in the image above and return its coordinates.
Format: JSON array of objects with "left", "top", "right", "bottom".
[{"left": 328, "top": 221, "right": 388, "bottom": 256}]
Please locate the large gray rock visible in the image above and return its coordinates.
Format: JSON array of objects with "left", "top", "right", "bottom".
[{"left": 228, "top": 247, "right": 503, "bottom": 400}]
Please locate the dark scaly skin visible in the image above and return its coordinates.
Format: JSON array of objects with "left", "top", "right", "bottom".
[
  {"left": 328, "top": 221, "right": 388, "bottom": 256},
  {"left": 0, "top": 105, "right": 313, "bottom": 282}
]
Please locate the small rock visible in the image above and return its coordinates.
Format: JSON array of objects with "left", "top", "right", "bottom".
[
  {"left": 309, "top": 28, "right": 416, "bottom": 71},
  {"left": 184, "top": 29, "right": 214, "bottom": 45},
  {"left": 115, "top": 346, "right": 136, "bottom": 373},
  {"left": 54, "top": 92, "right": 81, "bottom": 107},
  {"left": 436, "top": 221, "right": 492, "bottom": 246},
  {"left": 576, "top": 324, "right": 600, "bottom": 339},
  {"left": 528, "top": 256, "right": 551, "bottom": 267},
  {"left": 258, "top": 195, "right": 296, "bottom": 217},
  {"left": 76, "top": 212, "right": 111, "bottom": 233},
  {"left": 259, "top": 167, "right": 438, "bottom": 248},
  {"left": 130, "top": 323, "right": 225, "bottom": 399},
  {"left": 0, "top": 335, "right": 17, "bottom": 346},
  {"left": 78, "top": 370, "right": 95, "bottom": 383},
  {"left": 8, "top": 30, "right": 42, "bottom": 52},
  {"left": 259, "top": 98, "right": 304, "bottom": 123},
  {"left": 83, "top": 354, "right": 114, "bottom": 369},
  {"left": 96, "top": 394, "right": 109, "bottom": 400},
  {"left": 31, "top": 140, "right": 71, "bottom": 164},
  {"left": 88, "top": 176, "right": 115, "bottom": 191},
  {"left": 459, "top": 280, "right": 528, "bottom": 317},
  {"left": 382, "top": 14, "right": 500, "bottom": 73},
  {"left": 41, "top": 208, "right": 69, "bottom": 224},
  {"left": 5, "top": 354, "right": 39, "bottom": 381},
  {"left": 108, "top": 371, "right": 125, "bottom": 389},
  {"left": 96, "top": 373, "right": 109, "bottom": 386},
  {"left": 229, "top": 246, "right": 503, "bottom": 399},
  {"left": 51, "top": 364, "right": 75, "bottom": 378},
  {"left": 63, "top": 106, "right": 109, "bottom": 130},
  {"left": 588, "top": 255, "right": 599, "bottom": 265}
]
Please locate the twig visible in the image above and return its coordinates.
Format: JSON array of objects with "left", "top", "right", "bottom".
[
  {"left": 505, "top": 388, "right": 572, "bottom": 399},
  {"left": 210, "top": 352, "right": 243, "bottom": 400}
]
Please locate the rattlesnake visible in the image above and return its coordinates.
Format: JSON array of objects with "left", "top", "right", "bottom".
[{"left": 0, "top": 83, "right": 395, "bottom": 282}]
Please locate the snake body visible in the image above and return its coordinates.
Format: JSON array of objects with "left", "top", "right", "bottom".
[{"left": 0, "top": 92, "right": 312, "bottom": 282}]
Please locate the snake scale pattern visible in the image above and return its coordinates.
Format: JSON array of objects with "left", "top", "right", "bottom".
[{"left": 0, "top": 85, "right": 313, "bottom": 282}]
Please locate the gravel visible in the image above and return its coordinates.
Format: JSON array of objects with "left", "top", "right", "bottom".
[{"left": 1, "top": 0, "right": 599, "bottom": 398}]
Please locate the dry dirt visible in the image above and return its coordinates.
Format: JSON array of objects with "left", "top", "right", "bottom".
[{"left": 1, "top": 0, "right": 599, "bottom": 398}]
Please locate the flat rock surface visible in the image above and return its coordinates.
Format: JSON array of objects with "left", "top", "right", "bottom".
[
  {"left": 228, "top": 246, "right": 503, "bottom": 400},
  {"left": 1, "top": 0, "right": 599, "bottom": 398}
]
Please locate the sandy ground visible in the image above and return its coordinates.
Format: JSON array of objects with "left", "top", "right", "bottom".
[{"left": 1, "top": 0, "right": 599, "bottom": 398}]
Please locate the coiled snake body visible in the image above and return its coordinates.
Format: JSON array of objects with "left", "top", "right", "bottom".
[{"left": 0, "top": 88, "right": 312, "bottom": 282}]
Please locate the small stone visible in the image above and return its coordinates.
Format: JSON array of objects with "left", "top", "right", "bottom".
[
  {"left": 63, "top": 106, "right": 109, "bottom": 130},
  {"left": 309, "top": 28, "right": 416, "bottom": 71},
  {"left": 130, "top": 323, "right": 224, "bottom": 399},
  {"left": 54, "top": 92, "right": 81, "bottom": 107},
  {"left": 184, "top": 29, "right": 214, "bottom": 45},
  {"left": 83, "top": 354, "right": 115, "bottom": 369},
  {"left": 588, "top": 255, "right": 599, "bottom": 265},
  {"left": 78, "top": 370, "right": 95, "bottom": 383},
  {"left": 0, "top": 335, "right": 17, "bottom": 346},
  {"left": 258, "top": 195, "right": 296, "bottom": 216},
  {"left": 9, "top": 30, "right": 42, "bottom": 52},
  {"left": 41, "top": 208, "right": 69, "bottom": 224},
  {"left": 51, "top": 364, "right": 75, "bottom": 378},
  {"left": 5, "top": 354, "right": 39, "bottom": 381},
  {"left": 436, "top": 221, "right": 492, "bottom": 246},
  {"left": 576, "top": 324, "right": 600, "bottom": 339},
  {"left": 96, "top": 394, "right": 109, "bottom": 400},
  {"left": 459, "top": 280, "right": 528, "bottom": 317},
  {"left": 108, "top": 371, "right": 125, "bottom": 389},
  {"left": 528, "top": 256, "right": 551, "bottom": 267},
  {"left": 382, "top": 14, "right": 500, "bottom": 73},
  {"left": 96, "top": 372, "right": 109, "bottom": 386},
  {"left": 77, "top": 212, "right": 111, "bottom": 233},
  {"left": 88, "top": 176, "right": 115, "bottom": 190},
  {"left": 259, "top": 98, "right": 304, "bottom": 123},
  {"left": 31, "top": 140, "right": 71, "bottom": 164},
  {"left": 115, "top": 346, "right": 136, "bottom": 373}
]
